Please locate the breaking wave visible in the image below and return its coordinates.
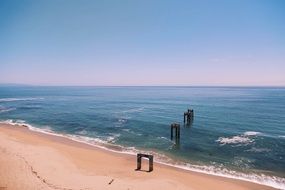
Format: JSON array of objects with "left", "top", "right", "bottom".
[
  {"left": 244, "top": 131, "right": 262, "bottom": 136},
  {"left": 216, "top": 131, "right": 262, "bottom": 146},
  {"left": 121, "top": 107, "right": 144, "bottom": 113},
  {"left": 1, "top": 120, "right": 285, "bottom": 190},
  {"left": 216, "top": 136, "right": 253, "bottom": 145},
  {"left": 0, "top": 97, "right": 44, "bottom": 102},
  {"left": 0, "top": 107, "right": 16, "bottom": 113}
]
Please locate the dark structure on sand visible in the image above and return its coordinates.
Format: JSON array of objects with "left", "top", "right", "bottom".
[{"left": 136, "top": 153, "right": 154, "bottom": 172}]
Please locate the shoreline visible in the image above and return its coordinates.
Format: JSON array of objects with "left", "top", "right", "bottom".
[
  {"left": 1, "top": 120, "right": 285, "bottom": 189},
  {"left": 0, "top": 123, "right": 278, "bottom": 190}
]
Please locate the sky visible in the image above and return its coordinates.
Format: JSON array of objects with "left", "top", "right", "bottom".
[{"left": 0, "top": 0, "right": 285, "bottom": 86}]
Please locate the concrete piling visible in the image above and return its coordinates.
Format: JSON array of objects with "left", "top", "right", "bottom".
[
  {"left": 136, "top": 153, "right": 153, "bottom": 172},
  {"left": 184, "top": 109, "right": 194, "bottom": 125},
  {"left": 170, "top": 123, "right": 180, "bottom": 141}
]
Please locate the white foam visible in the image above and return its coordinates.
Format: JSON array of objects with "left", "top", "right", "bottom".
[
  {"left": 0, "top": 119, "right": 130, "bottom": 154},
  {"left": 216, "top": 131, "right": 262, "bottom": 146},
  {"left": 0, "top": 97, "right": 44, "bottom": 102},
  {"left": 158, "top": 136, "right": 168, "bottom": 140},
  {"left": 106, "top": 133, "right": 121, "bottom": 143},
  {"left": 121, "top": 107, "right": 144, "bottom": 113},
  {"left": 1, "top": 120, "right": 285, "bottom": 190},
  {"left": 157, "top": 136, "right": 173, "bottom": 143},
  {"left": 76, "top": 129, "right": 88, "bottom": 135},
  {"left": 216, "top": 136, "right": 253, "bottom": 145},
  {"left": 161, "top": 162, "right": 285, "bottom": 190},
  {"left": 121, "top": 128, "right": 142, "bottom": 136},
  {"left": 114, "top": 117, "right": 129, "bottom": 127},
  {"left": 232, "top": 157, "right": 252, "bottom": 169},
  {"left": 0, "top": 120, "right": 63, "bottom": 138},
  {"left": 244, "top": 131, "right": 262, "bottom": 136},
  {"left": 67, "top": 134, "right": 109, "bottom": 145},
  {"left": 122, "top": 128, "right": 130, "bottom": 132},
  {"left": 118, "top": 118, "right": 127, "bottom": 123},
  {"left": 0, "top": 108, "right": 16, "bottom": 113},
  {"left": 1, "top": 119, "right": 24, "bottom": 125},
  {"left": 246, "top": 147, "right": 271, "bottom": 153}
]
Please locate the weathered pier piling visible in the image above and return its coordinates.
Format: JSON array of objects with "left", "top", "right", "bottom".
[
  {"left": 170, "top": 123, "right": 180, "bottom": 141},
  {"left": 184, "top": 109, "right": 194, "bottom": 124},
  {"left": 136, "top": 153, "right": 154, "bottom": 172}
]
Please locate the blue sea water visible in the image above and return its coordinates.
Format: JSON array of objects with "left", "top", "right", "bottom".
[{"left": 0, "top": 86, "right": 284, "bottom": 189}]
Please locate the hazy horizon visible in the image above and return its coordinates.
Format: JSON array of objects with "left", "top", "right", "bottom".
[
  {"left": 1, "top": 83, "right": 285, "bottom": 88},
  {"left": 1, "top": 0, "right": 285, "bottom": 86}
]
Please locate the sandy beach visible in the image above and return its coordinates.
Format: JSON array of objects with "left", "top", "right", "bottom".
[{"left": 0, "top": 123, "right": 276, "bottom": 190}]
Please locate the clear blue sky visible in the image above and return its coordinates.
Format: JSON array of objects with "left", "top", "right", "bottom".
[{"left": 0, "top": 0, "right": 284, "bottom": 86}]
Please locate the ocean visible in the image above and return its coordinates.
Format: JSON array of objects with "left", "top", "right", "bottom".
[{"left": 0, "top": 86, "right": 284, "bottom": 189}]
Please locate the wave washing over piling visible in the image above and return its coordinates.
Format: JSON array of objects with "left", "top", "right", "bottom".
[{"left": 1, "top": 119, "right": 285, "bottom": 190}]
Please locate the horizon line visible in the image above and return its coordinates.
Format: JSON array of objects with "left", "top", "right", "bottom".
[{"left": 0, "top": 83, "right": 285, "bottom": 88}]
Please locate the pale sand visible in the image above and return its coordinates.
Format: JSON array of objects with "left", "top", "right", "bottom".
[{"left": 0, "top": 123, "right": 275, "bottom": 190}]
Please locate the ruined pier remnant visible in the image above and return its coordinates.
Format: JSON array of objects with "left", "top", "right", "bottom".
[
  {"left": 136, "top": 153, "right": 153, "bottom": 172},
  {"left": 184, "top": 109, "right": 194, "bottom": 124},
  {"left": 170, "top": 123, "right": 180, "bottom": 141}
]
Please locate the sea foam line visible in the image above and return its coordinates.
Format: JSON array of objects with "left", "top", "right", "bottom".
[
  {"left": 0, "top": 97, "right": 44, "bottom": 102},
  {"left": 0, "top": 108, "right": 16, "bottom": 113},
  {"left": 121, "top": 107, "right": 145, "bottom": 113},
  {"left": 0, "top": 119, "right": 284, "bottom": 190}
]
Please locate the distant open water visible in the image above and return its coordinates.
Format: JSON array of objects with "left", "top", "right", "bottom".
[{"left": 0, "top": 86, "right": 284, "bottom": 189}]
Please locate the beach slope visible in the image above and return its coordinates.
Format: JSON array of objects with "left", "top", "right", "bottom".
[{"left": 0, "top": 124, "right": 275, "bottom": 190}]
